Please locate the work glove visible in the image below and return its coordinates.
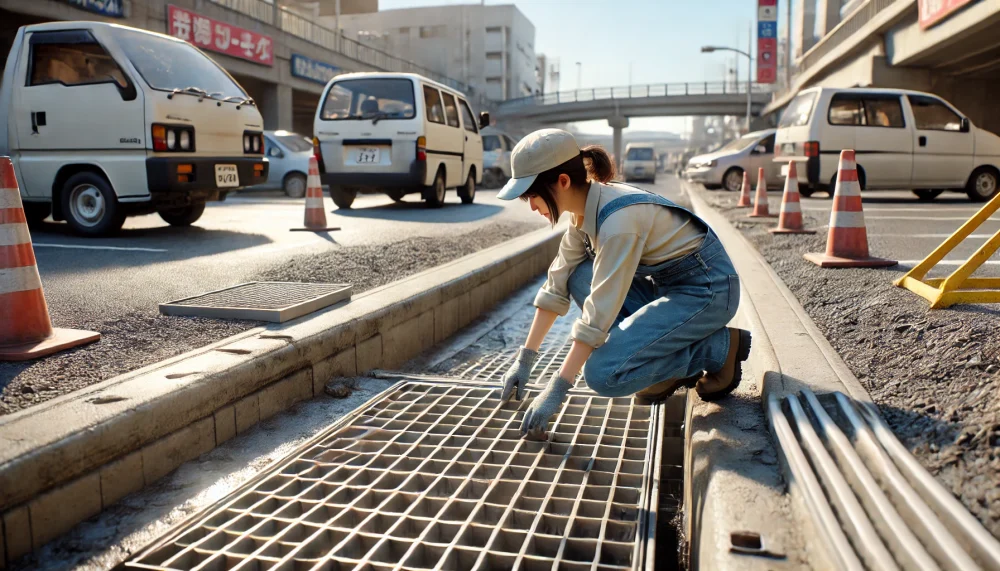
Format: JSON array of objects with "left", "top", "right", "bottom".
[
  {"left": 520, "top": 374, "right": 574, "bottom": 437},
  {"left": 500, "top": 347, "right": 539, "bottom": 404}
]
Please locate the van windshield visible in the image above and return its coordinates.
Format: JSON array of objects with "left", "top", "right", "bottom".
[
  {"left": 275, "top": 134, "right": 313, "bottom": 153},
  {"left": 626, "top": 147, "right": 654, "bottom": 160},
  {"left": 779, "top": 92, "right": 817, "bottom": 128},
  {"left": 715, "top": 135, "right": 758, "bottom": 153},
  {"left": 115, "top": 29, "right": 248, "bottom": 99},
  {"left": 322, "top": 78, "right": 416, "bottom": 121}
]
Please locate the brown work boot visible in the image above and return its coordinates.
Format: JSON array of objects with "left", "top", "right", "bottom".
[
  {"left": 696, "top": 328, "right": 752, "bottom": 401},
  {"left": 633, "top": 373, "right": 703, "bottom": 405}
]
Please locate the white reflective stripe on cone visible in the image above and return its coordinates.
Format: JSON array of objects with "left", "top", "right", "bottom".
[
  {"left": 830, "top": 211, "right": 866, "bottom": 228},
  {"left": 0, "top": 265, "right": 43, "bottom": 295},
  {"left": 0, "top": 188, "right": 24, "bottom": 209},
  {"left": 0, "top": 223, "right": 31, "bottom": 247},
  {"left": 307, "top": 175, "right": 322, "bottom": 188},
  {"left": 305, "top": 196, "right": 325, "bottom": 208},
  {"left": 836, "top": 181, "right": 862, "bottom": 197},
  {"left": 782, "top": 202, "right": 802, "bottom": 213}
]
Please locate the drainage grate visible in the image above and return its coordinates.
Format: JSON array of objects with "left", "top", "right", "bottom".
[
  {"left": 123, "top": 381, "right": 663, "bottom": 570},
  {"left": 159, "top": 282, "right": 352, "bottom": 323}
]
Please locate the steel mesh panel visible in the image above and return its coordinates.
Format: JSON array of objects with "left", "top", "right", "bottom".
[
  {"left": 170, "top": 282, "right": 348, "bottom": 310},
  {"left": 124, "top": 381, "right": 661, "bottom": 571}
]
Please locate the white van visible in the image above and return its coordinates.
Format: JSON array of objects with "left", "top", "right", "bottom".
[
  {"left": 0, "top": 22, "right": 268, "bottom": 235},
  {"left": 313, "top": 72, "right": 487, "bottom": 209},
  {"left": 775, "top": 86, "right": 1000, "bottom": 201},
  {"left": 622, "top": 143, "right": 657, "bottom": 183}
]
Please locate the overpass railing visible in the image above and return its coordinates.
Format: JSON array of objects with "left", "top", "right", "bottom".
[
  {"left": 498, "top": 81, "right": 773, "bottom": 111},
  {"left": 208, "top": 0, "right": 492, "bottom": 108}
]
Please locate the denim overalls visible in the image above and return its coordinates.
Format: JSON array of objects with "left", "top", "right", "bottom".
[{"left": 567, "top": 191, "right": 740, "bottom": 398}]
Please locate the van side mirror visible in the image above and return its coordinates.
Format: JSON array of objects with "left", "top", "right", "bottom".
[
  {"left": 479, "top": 111, "right": 490, "bottom": 129},
  {"left": 960, "top": 117, "right": 971, "bottom": 132}
]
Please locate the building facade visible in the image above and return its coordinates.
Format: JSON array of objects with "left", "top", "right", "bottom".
[{"left": 330, "top": 3, "right": 538, "bottom": 101}]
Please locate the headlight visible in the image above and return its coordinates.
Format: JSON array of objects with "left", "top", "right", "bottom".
[
  {"left": 166, "top": 129, "right": 176, "bottom": 150},
  {"left": 151, "top": 124, "right": 194, "bottom": 152},
  {"left": 243, "top": 135, "right": 252, "bottom": 152},
  {"left": 252, "top": 136, "right": 260, "bottom": 153},
  {"left": 179, "top": 130, "right": 191, "bottom": 150},
  {"left": 243, "top": 131, "right": 263, "bottom": 155}
]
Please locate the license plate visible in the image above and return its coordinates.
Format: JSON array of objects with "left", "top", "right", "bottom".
[
  {"left": 780, "top": 164, "right": 790, "bottom": 177},
  {"left": 215, "top": 164, "right": 239, "bottom": 188},
  {"left": 355, "top": 147, "right": 380, "bottom": 164},
  {"left": 635, "top": 167, "right": 645, "bottom": 174}
]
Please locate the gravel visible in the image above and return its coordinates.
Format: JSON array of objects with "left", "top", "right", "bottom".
[
  {"left": 0, "top": 220, "right": 543, "bottom": 416},
  {"left": 698, "top": 187, "right": 1000, "bottom": 539}
]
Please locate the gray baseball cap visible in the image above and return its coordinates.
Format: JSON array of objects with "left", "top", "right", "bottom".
[{"left": 496, "top": 129, "right": 581, "bottom": 200}]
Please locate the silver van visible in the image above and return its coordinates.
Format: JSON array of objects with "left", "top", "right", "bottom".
[{"left": 685, "top": 129, "right": 781, "bottom": 192}]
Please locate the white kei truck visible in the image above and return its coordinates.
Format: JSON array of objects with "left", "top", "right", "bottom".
[{"left": 0, "top": 21, "right": 269, "bottom": 236}]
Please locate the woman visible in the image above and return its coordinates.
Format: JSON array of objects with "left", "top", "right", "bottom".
[{"left": 496, "top": 129, "right": 751, "bottom": 436}]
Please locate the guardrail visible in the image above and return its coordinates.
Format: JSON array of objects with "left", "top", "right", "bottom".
[
  {"left": 207, "top": 0, "right": 492, "bottom": 108},
  {"left": 798, "top": 0, "right": 902, "bottom": 73},
  {"left": 497, "top": 81, "right": 773, "bottom": 111}
]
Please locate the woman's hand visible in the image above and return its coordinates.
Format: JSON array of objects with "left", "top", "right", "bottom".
[
  {"left": 500, "top": 347, "right": 539, "bottom": 403},
  {"left": 521, "top": 374, "right": 574, "bottom": 437}
]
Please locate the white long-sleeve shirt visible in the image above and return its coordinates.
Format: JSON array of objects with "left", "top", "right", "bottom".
[{"left": 534, "top": 182, "right": 706, "bottom": 348}]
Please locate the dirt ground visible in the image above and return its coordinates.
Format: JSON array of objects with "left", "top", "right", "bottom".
[{"left": 698, "top": 188, "right": 1000, "bottom": 539}]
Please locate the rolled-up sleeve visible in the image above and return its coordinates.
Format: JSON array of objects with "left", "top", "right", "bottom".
[
  {"left": 572, "top": 233, "right": 643, "bottom": 348},
  {"left": 533, "top": 226, "right": 589, "bottom": 316}
]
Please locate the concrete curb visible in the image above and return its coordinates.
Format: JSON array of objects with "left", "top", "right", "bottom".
[{"left": 0, "top": 227, "right": 562, "bottom": 564}]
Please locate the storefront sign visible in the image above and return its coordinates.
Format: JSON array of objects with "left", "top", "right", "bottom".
[
  {"left": 167, "top": 5, "right": 273, "bottom": 66},
  {"left": 919, "top": 0, "right": 974, "bottom": 29},
  {"left": 291, "top": 54, "right": 341, "bottom": 85},
  {"left": 756, "top": 0, "right": 778, "bottom": 84},
  {"left": 66, "top": 0, "right": 125, "bottom": 18}
]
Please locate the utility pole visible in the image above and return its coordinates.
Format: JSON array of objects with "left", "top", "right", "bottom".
[
  {"left": 785, "top": 0, "right": 792, "bottom": 89},
  {"left": 747, "top": 21, "right": 752, "bottom": 133}
]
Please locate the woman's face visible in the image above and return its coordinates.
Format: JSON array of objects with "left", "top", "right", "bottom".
[{"left": 527, "top": 194, "right": 552, "bottom": 222}]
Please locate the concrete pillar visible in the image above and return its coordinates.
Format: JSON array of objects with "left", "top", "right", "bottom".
[
  {"left": 794, "top": 0, "right": 817, "bottom": 58},
  {"left": 608, "top": 116, "right": 629, "bottom": 168},
  {"left": 259, "top": 83, "right": 294, "bottom": 131},
  {"left": 815, "top": 0, "right": 841, "bottom": 37}
]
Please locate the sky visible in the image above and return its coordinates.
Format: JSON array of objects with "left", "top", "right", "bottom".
[{"left": 379, "top": 0, "right": 770, "bottom": 135}]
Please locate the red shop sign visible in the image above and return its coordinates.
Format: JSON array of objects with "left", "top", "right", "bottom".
[
  {"left": 167, "top": 5, "right": 273, "bottom": 66},
  {"left": 919, "top": 0, "right": 973, "bottom": 29}
]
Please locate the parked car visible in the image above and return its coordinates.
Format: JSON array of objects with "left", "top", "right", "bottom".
[
  {"left": 254, "top": 130, "right": 313, "bottom": 198},
  {"left": 775, "top": 86, "right": 1000, "bottom": 201},
  {"left": 685, "top": 129, "right": 780, "bottom": 192},
  {"left": 481, "top": 128, "right": 517, "bottom": 188},
  {"left": 622, "top": 143, "right": 656, "bottom": 183},
  {"left": 313, "top": 72, "right": 488, "bottom": 209},
  {"left": 0, "top": 21, "right": 267, "bottom": 235}
]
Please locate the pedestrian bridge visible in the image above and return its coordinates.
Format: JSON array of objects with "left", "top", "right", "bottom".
[{"left": 494, "top": 82, "right": 774, "bottom": 123}]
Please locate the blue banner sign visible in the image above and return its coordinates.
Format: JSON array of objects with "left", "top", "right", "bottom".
[
  {"left": 758, "top": 21, "right": 777, "bottom": 39},
  {"left": 66, "top": 0, "right": 125, "bottom": 18},
  {"left": 291, "top": 54, "right": 341, "bottom": 85}
]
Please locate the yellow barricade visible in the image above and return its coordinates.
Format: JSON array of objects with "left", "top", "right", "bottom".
[{"left": 895, "top": 192, "right": 1000, "bottom": 308}]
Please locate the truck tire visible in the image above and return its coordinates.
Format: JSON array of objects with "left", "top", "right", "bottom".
[
  {"left": 424, "top": 168, "right": 446, "bottom": 208},
  {"left": 966, "top": 167, "right": 999, "bottom": 202},
  {"left": 330, "top": 186, "right": 356, "bottom": 209},
  {"left": 158, "top": 202, "right": 206, "bottom": 226},
  {"left": 61, "top": 172, "right": 125, "bottom": 236},
  {"left": 913, "top": 189, "right": 943, "bottom": 201},
  {"left": 23, "top": 202, "right": 51, "bottom": 226},
  {"left": 283, "top": 173, "right": 307, "bottom": 198},
  {"left": 458, "top": 170, "right": 476, "bottom": 204},
  {"left": 722, "top": 167, "right": 744, "bottom": 192}
]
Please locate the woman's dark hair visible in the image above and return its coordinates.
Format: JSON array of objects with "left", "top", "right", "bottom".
[{"left": 520, "top": 145, "right": 616, "bottom": 222}]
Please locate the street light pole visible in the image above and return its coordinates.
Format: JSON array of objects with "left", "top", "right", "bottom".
[
  {"left": 747, "top": 22, "right": 752, "bottom": 133},
  {"left": 701, "top": 43, "right": 753, "bottom": 134}
]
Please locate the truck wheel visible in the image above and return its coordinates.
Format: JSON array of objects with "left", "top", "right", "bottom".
[
  {"left": 330, "top": 186, "right": 356, "bottom": 209},
  {"left": 62, "top": 172, "right": 125, "bottom": 236},
  {"left": 387, "top": 190, "right": 405, "bottom": 202},
  {"left": 424, "top": 168, "right": 446, "bottom": 208},
  {"left": 23, "top": 202, "right": 51, "bottom": 226},
  {"left": 829, "top": 166, "right": 866, "bottom": 197},
  {"left": 283, "top": 173, "right": 307, "bottom": 198},
  {"left": 159, "top": 202, "right": 206, "bottom": 226},
  {"left": 913, "top": 189, "right": 943, "bottom": 201},
  {"left": 799, "top": 186, "right": 815, "bottom": 198},
  {"left": 458, "top": 170, "right": 476, "bottom": 204},
  {"left": 966, "top": 167, "right": 999, "bottom": 202},
  {"left": 722, "top": 168, "right": 744, "bottom": 192}
]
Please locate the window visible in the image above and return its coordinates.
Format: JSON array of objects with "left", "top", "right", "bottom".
[
  {"left": 486, "top": 77, "right": 502, "bottom": 84},
  {"left": 908, "top": 95, "right": 963, "bottom": 131},
  {"left": 441, "top": 92, "right": 461, "bottom": 128},
  {"left": 30, "top": 33, "right": 128, "bottom": 89},
  {"left": 759, "top": 134, "right": 776, "bottom": 153},
  {"left": 274, "top": 133, "right": 313, "bottom": 152},
  {"left": 626, "top": 147, "right": 654, "bottom": 161},
  {"left": 486, "top": 52, "right": 502, "bottom": 60},
  {"left": 321, "top": 78, "right": 415, "bottom": 121},
  {"left": 459, "top": 99, "right": 478, "bottom": 133},
  {"left": 423, "top": 85, "right": 445, "bottom": 124},
  {"left": 863, "top": 96, "right": 905, "bottom": 128},
  {"left": 716, "top": 134, "right": 759, "bottom": 153},
  {"left": 485, "top": 26, "right": 502, "bottom": 33},
  {"left": 503, "top": 135, "right": 517, "bottom": 149},
  {"left": 419, "top": 25, "right": 445, "bottom": 38},
  {"left": 778, "top": 91, "right": 817, "bottom": 128},
  {"left": 115, "top": 29, "right": 245, "bottom": 99},
  {"left": 828, "top": 93, "right": 864, "bottom": 126},
  {"left": 398, "top": 27, "right": 410, "bottom": 34},
  {"left": 483, "top": 135, "right": 501, "bottom": 151}
]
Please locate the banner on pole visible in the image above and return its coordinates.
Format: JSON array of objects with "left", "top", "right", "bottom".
[{"left": 757, "top": 0, "right": 778, "bottom": 84}]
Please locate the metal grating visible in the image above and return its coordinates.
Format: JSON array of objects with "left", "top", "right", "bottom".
[
  {"left": 122, "top": 381, "right": 663, "bottom": 571},
  {"left": 159, "top": 282, "right": 352, "bottom": 323}
]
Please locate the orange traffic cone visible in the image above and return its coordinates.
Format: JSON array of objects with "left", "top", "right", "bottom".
[
  {"left": 291, "top": 157, "right": 340, "bottom": 232},
  {"left": 748, "top": 168, "right": 775, "bottom": 218},
  {"left": 0, "top": 157, "right": 99, "bottom": 360},
  {"left": 769, "top": 161, "right": 815, "bottom": 235},
  {"left": 736, "top": 171, "right": 752, "bottom": 208},
  {"left": 804, "top": 150, "right": 896, "bottom": 268}
]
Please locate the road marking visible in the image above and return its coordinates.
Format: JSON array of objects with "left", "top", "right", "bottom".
[
  {"left": 32, "top": 243, "right": 168, "bottom": 253},
  {"left": 803, "top": 206, "right": 981, "bottom": 213},
  {"left": 871, "top": 233, "right": 997, "bottom": 239},
  {"left": 898, "top": 259, "right": 1000, "bottom": 266}
]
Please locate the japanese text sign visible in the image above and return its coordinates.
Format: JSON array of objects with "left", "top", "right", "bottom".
[
  {"left": 757, "top": 0, "right": 778, "bottom": 84},
  {"left": 168, "top": 5, "right": 273, "bottom": 66},
  {"left": 66, "top": 0, "right": 124, "bottom": 18},
  {"left": 919, "top": 0, "right": 973, "bottom": 29},
  {"left": 291, "top": 54, "right": 340, "bottom": 85}
]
